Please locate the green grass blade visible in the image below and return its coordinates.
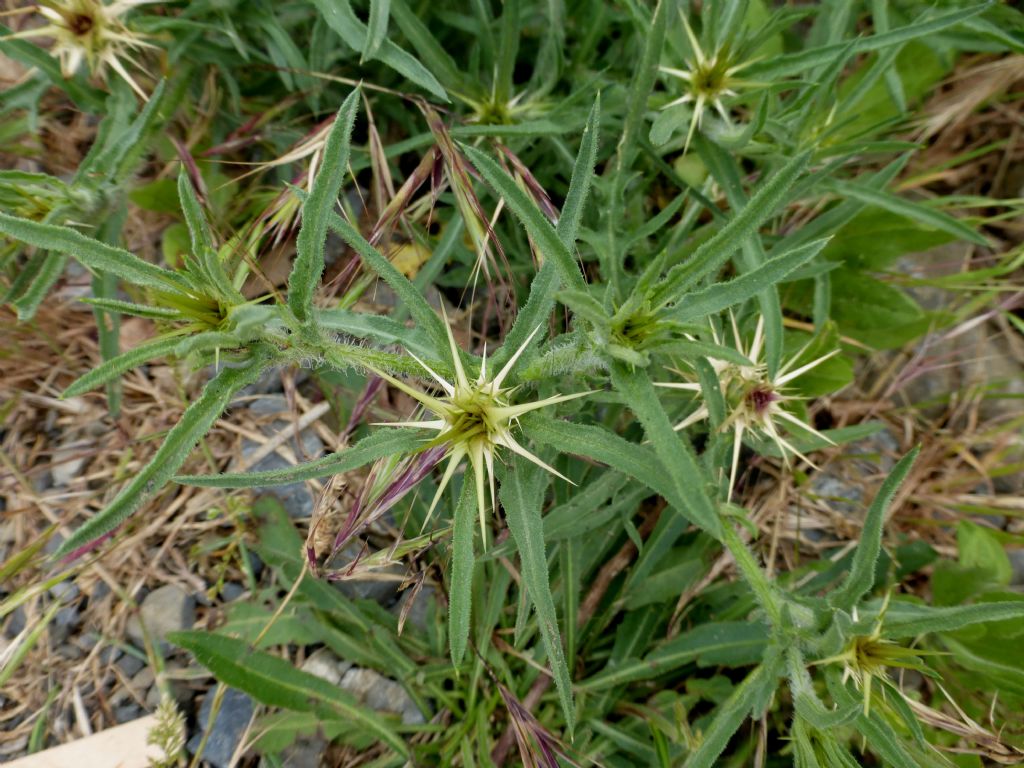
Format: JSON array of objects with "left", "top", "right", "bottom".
[
  {"left": 312, "top": 0, "right": 447, "bottom": 101},
  {"left": 289, "top": 89, "right": 360, "bottom": 323},
  {"left": 169, "top": 631, "right": 409, "bottom": 757},
  {"left": 9, "top": 252, "right": 67, "bottom": 321},
  {"left": 825, "top": 179, "right": 988, "bottom": 246},
  {"left": 175, "top": 428, "right": 423, "bottom": 487},
  {"left": 56, "top": 358, "right": 267, "bottom": 557},
  {"left": 745, "top": 4, "right": 993, "bottom": 80},
  {"left": 461, "top": 143, "right": 587, "bottom": 292},
  {"left": 501, "top": 457, "right": 575, "bottom": 734},
  {"left": 830, "top": 447, "right": 919, "bottom": 611}
]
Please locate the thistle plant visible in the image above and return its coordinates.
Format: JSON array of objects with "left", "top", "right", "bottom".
[{"left": 4, "top": 1, "right": 1024, "bottom": 765}]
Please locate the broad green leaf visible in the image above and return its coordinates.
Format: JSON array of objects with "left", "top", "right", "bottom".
[
  {"left": 0, "top": 213, "right": 189, "bottom": 294},
  {"left": 289, "top": 90, "right": 360, "bottom": 323},
  {"left": 669, "top": 238, "right": 831, "bottom": 323},
  {"left": 461, "top": 143, "right": 587, "bottom": 292},
  {"left": 449, "top": 477, "right": 475, "bottom": 667},
  {"left": 56, "top": 357, "right": 266, "bottom": 557},
  {"left": 830, "top": 446, "right": 919, "bottom": 611},
  {"left": 175, "top": 427, "right": 422, "bottom": 487},
  {"left": 501, "top": 457, "right": 574, "bottom": 733},
  {"left": 169, "top": 631, "right": 409, "bottom": 757}
]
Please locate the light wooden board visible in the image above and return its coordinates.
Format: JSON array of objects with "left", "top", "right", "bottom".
[{"left": 5, "top": 716, "right": 169, "bottom": 768}]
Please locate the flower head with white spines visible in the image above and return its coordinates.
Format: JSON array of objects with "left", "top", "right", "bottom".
[
  {"left": 369, "top": 311, "right": 591, "bottom": 540},
  {"left": 659, "top": 11, "right": 759, "bottom": 154},
  {"left": 5, "top": 0, "right": 157, "bottom": 99},
  {"left": 656, "top": 313, "right": 839, "bottom": 500}
]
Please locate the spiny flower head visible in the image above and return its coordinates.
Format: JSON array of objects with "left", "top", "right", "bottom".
[
  {"left": 6, "top": 0, "right": 156, "bottom": 99},
  {"left": 656, "top": 313, "right": 838, "bottom": 499},
  {"left": 369, "top": 311, "right": 591, "bottom": 540},
  {"left": 815, "top": 596, "right": 939, "bottom": 716},
  {"left": 659, "top": 11, "right": 758, "bottom": 153}
]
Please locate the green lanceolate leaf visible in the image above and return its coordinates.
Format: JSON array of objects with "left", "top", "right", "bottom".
[
  {"left": 80, "top": 298, "right": 181, "bottom": 321},
  {"left": 175, "top": 427, "right": 423, "bottom": 487},
  {"left": 610, "top": 364, "right": 721, "bottom": 537},
  {"left": 521, "top": 414, "right": 682, "bottom": 514},
  {"left": 881, "top": 600, "right": 1024, "bottom": 640},
  {"left": 311, "top": 0, "right": 447, "bottom": 100},
  {"left": 558, "top": 94, "right": 601, "bottom": 248},
  {"left": 0, "top": 213, "right": 189, "bottom": 294},
  {"left": 823, "top": 179, "right": 988, "bottom": 246},
  {"left": 55, "top": 357, "right": 267, "bottom": 558},
  {"left": 829, "top": 446, "right": 919, "bottom": 611},
  {"left": 324, "top": 209, "right": 449, "bottom": 357},
  {"left": 582, "top": 621, "right": 768, "bottom": 691},
  {"left": 653, "top": 152, "right": 811, "bottom": 307},
  {"left": 669, "top": 238, "right": 831, "bottom": 323},
  {"left": 449, "top": 476, "right": 476, "bottom": 667},
  {"left": 289, "top": 89, "right": 360, "bottom": 323},
  {"left": 461, "top": 143, "right": 588, "bottom": 292},
  {"left": 169, "top": 631, "right": 409, "bottom": 757},
  {"left": 745, "top": 4, "right": 993, "bottom": 81},
  {"left": 683, "top": 665, "right": 772, "bottom": 768},
  {"left": 361, "top": 0, "right": 390, "bottom": 62},
  {"left": 501, "top": 457, "right": 575, "bottom": 734},
  {"left": 490, "top": 95, "right": 603, "bottom": 372},
  {"left": 176, "top": 168, "right": 216, "bottom": 257},
  {"left": 63, "top": 334, "right": 185, "bottom": 398}
]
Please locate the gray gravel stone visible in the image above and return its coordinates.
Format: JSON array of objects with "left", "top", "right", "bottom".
[
  {"left": 113, "top": 704, "right": 143, "bottom": 724},
  {"left": 126, "top": 585, "right": 196, "bottom": 651},
  {"left": 339, "top": 667, "right": 424, "bottom": 725},
  {"left": 187, "top": 688, "right": 255, "bottom": 768},
  {"left": 1009, "top": 549, "right": 1024, "bottom": 589},
  {"left": 242, "top": 427, "right": 324, "bottom": 519},
  {"left": 300, "top": 648, "right": 343, "bottom": 686},
  {"left": 117, "top": 652, "right": 145, "bottom": 677},
  {"left": 220, "top": 582, "right": 246, "bottom": 602}
]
